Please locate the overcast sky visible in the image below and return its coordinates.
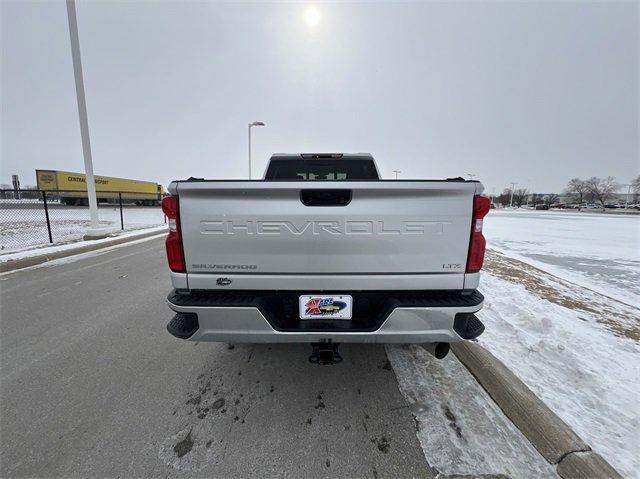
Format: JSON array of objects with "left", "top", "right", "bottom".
[{"left": 1, "top": 1, "right": 638, "bottom": 193}]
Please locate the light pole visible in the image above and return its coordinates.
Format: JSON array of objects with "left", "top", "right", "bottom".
[
  {"left": 509, "top": 182, "right": 518, "bottom": 207},
  {"left": 393, "top": 170, "right": 401, "bottom": 180},
  {"left": 621, "top": 184, "right": 631, "bottom": 208},
  {"left": 66, "top": 0, "right": 100, "bottom": 234},
  {"left": 248, "top": 121, "right": 265, "bottom": 179}
]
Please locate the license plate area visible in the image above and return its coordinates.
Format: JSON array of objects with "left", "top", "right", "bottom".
[{"left": 299, "top": 295, "right": 353, "bottom": 320}]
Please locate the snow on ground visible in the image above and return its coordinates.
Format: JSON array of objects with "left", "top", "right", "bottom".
[
  {"left": 0, "top": 225, "right": 167, "bottom": 265},
  {"left": 387, "top": 344, "right": 556, "bottom": 478},
  {"left": 0, "top": 206, "right": 165, "bottom": 253},
  {"left": 479, "top": 251, "right": 640, "bottom": 478},
  {"left": 477, "top": 210, "right": 639, "bottom": 476},
  {"left": 484, "top": 209, "right": 640, "bottom": 307},
  {"left": 23, "top": 231, "right": 167, "bottom": 272}
]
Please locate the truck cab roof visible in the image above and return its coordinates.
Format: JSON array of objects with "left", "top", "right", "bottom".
[
  {"left": 269, "top": 153, "right": 374, "bottom": 160},
  {"left": 264, "top": 153, "right": 380, "bottom": 180}
]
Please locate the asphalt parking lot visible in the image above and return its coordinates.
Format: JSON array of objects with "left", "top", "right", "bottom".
[{"left": 0, "top": 238, "right": 432, "bottom": 477}]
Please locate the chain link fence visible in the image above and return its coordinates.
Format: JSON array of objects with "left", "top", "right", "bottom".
[{"left": 0, "top": 189, "right": 166, "bottom": 253}]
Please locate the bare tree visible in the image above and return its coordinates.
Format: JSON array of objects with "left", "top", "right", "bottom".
[
  {"left": 512, "top": 188, "right": 529, "bottom": 208},
  {"left": 632, "top": 175, "right": 640, "bottom": 203},
  {"left": 497, "top": 189, "right": 512, "bottom": 207},
  {"left": 564, "top": 178, "right": 588, "bottom": 203},
  {"left": 544, "top": 194, "right": 560, "bottom": 205},
  {"left": 585, "top": 177, "right": 618, "bottom": 208}
]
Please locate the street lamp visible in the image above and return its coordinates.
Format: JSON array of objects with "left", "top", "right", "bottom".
[
  {"left": 248, "top": 121, "right": 265, "bottom": 179},
  {"left": 509, "top": 182, "right": 518, "bottom": 207},
  {"left": 393, "top": 170, "right": 401, "bottom": 180},
  {"left": 66, "top": 0, "right": 101, "bottom": 236},
  {"left": 620, "top": 184, "right": 631, "bottom": 208}
]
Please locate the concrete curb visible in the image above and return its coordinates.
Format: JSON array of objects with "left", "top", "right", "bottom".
[
  {"left": 556, "top": 450, "right": 623, "bottom": 479},
  {"left": 451, "top": 342, "right": 622, "bottom": 479},
  {"left": 0, "top": 228, "right": 166, "bottom": 274}
]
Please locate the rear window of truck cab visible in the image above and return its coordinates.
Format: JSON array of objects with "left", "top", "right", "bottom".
[{"left": 265, "top": 159, "right": 379, "bottom": 180}]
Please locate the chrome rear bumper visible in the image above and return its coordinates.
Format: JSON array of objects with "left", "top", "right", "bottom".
[{"left": 166, "top": 290, "right": 484, "bottom": 343}]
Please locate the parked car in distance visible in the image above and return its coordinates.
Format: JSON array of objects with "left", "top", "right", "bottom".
[{"left": 535, "top": 204, "right": 550, "bottom": 210}]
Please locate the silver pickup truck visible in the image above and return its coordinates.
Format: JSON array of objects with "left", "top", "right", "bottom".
[{"left": 162, "top": 153, "right": 489, "bottom": 362}]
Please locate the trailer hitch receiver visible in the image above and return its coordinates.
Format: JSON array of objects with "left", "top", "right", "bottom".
[{"left": 309, "top": 342, "right": 342, "bottom": 365}]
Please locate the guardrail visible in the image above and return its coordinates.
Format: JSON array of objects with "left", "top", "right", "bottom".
[{"left": 0, "top": 189, "right": 166, "bottom": 253}]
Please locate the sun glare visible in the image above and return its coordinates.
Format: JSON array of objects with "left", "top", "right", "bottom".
[{"left": 304, "top": 6, "right": 320, "bottom": 29}]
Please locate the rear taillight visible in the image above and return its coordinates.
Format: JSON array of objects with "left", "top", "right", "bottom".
[
  {"left": 161, "top": 196, "right": 185, "bottom": 273},
  {"left": 466, "top": 195, "right": 491, "bottom": 273}
]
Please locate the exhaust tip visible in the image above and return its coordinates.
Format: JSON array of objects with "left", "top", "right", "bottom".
[
  {"left": 434, "top": 342, "right": 450, "bottom": 359},
  {"left": 423, "top": 342, "right": 450, "bottom": 359}
]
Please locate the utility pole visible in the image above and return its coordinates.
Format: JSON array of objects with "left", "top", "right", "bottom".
[
  {"left": 248, "top": 121, "right": 265, "bottom": 179},
  {"left": 509, "top": 182, "right": 518, "bottom": 207},
  {"left": 66, "top": 0, "right": 100, "bottom": 234},
  {"left": 393, "top": 170, "right": 401, "bottom": 180}
]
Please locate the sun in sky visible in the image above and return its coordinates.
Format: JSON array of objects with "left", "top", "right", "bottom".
[{"left": 304, "top": 5, "right": 320, "bottom": 29}]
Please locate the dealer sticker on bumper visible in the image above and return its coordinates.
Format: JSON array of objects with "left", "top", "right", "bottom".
[{"left": 299, "top": 295, "right": 353, "bottom": 320}]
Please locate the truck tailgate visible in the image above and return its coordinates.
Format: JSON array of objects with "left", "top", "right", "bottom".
[{"left": 174, "top": 181, "right": 481, "bottom": 281}]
